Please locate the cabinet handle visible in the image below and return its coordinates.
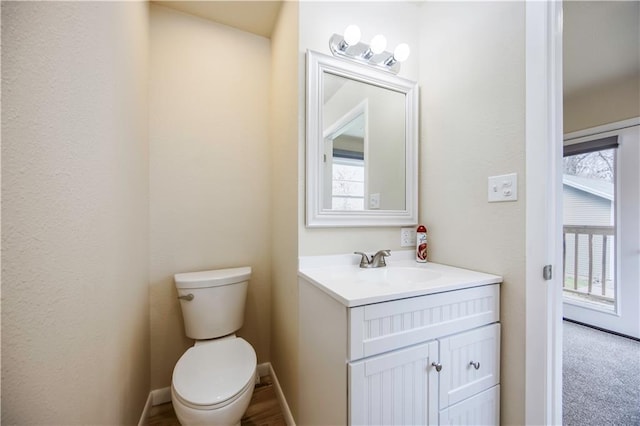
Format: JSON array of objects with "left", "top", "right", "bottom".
[
  {"left": 431, "top": 362, "right": 442, "bottom": 372},
  {"left": 469, "top": 361, "right": 480, "bottom": 370}
]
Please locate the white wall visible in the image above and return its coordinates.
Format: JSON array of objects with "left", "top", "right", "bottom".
[
  {"left": 298, "top": 1, "right": 421, "bottom": 256},
  {"left": 419, "top": 2, "right": 526, "bottom": 424},
  {"left": 148, "top": 4, "right": 272, "bottom": 390},
  {"left": 1, "top": 2, "right": 150, "bottom": 423}
]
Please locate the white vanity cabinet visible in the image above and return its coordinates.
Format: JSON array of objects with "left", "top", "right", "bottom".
[{"left": 298, "top": 274, "right": 501, "bottom": 426}]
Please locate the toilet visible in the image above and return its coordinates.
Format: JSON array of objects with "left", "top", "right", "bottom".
[{"left": 171, "top": 267, "right": 256, "bottom": 426}]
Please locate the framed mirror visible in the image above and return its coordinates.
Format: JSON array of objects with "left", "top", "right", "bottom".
[{"left": 306, "top": 50, "right": 418, "bottom": 227}]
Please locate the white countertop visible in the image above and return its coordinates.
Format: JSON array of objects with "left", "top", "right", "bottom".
[{"left": 298, "top": 250, "right": 502, "bottom": 307}]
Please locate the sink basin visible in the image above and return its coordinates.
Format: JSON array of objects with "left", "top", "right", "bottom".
[
  {"left": 357, "top": 266, "right": 442, "bottom": 286},
  {"left": 299, "top": 251, "right": 503, "bottom": 307}
]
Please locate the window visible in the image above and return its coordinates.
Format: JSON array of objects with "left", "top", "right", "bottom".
[
  {"left": 331, "top": 156, "right": 364, "bottom": 210},
  {"left": 562, "top": 136, "right": 618, "bottom": 311}
]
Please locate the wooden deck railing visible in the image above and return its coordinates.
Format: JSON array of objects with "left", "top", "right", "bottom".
[{"left": 563, "top": 225, "right": 615, "bottom": 303}]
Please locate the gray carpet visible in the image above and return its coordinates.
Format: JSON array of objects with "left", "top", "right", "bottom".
[{"left": 563, "top": 320, "right": 640, "bottom": 426}]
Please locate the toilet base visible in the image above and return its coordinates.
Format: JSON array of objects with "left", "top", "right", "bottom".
[{"left": 171, "top": 375, "right": 254, "bottom": 426}]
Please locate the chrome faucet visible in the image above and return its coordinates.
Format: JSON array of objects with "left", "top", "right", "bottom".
[{"left": 354, "top": 250, "right": 391, "bottom": 268}]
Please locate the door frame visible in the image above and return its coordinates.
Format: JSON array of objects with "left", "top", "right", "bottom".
[{"left": 525, "top": 1, "right": 563, "bottom": 425}]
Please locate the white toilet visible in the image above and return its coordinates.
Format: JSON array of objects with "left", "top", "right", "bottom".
[{"left": 171, "top": 267, "right": 257, "bottom": 426}]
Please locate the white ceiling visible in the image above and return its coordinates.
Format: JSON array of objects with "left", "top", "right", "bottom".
[
  {"left": 153, "top": 0, "right": 283, "bottom": 38},
  {"left": 563, "top": 1, "right": 640, "bottom": 96}
]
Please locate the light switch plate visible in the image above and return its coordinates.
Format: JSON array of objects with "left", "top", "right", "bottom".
[
  {"left": 401, "top": 228, "right": 416, "bottom": 247},
  {"left": 488, "top": 173, "right": 518, "bottom": 202}
]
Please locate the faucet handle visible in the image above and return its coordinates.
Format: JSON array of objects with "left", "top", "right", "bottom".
[{"left": 354, "top": 251, "right": 371, "bottom": 268}]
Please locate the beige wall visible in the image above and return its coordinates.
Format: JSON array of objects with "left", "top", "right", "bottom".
[
  {"left": 1, "top": 3, "right": 532, "bottom": 424},
  {"left": 288, "top": 0, "right": 422, "bottom": 416},
  {"left": 148, "top": 4, "right": 272, "bottom": 390},
  {"left": 298, "top": 1, "right": 421, "bottom": 256},
  {"left": 419, "top": 2, "right": 526, "bottom": 424},
  {"left": 564, "top": 73, "right": 640, "bottom": 133},
  {"left": 269, "top": 1, "right": 300, "bottom": 417},
  {"left": 1, "top": 2, "right": 150, "bottom": 424},
  {"left": 563, "top": 0, "right": 640, "bottom": 134},
  {"left": 293, "top": 3, "right": 527, "bottom": 423}
]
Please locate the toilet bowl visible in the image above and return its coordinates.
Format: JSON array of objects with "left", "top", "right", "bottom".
[
  {"left": 171, "top": 267, "right": 256, "bottom": 426},
  {"left": 171, "top": 338, "right": 256, "bottom": 426}
]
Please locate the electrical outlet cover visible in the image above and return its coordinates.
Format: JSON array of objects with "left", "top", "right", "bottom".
[
  {"left": 369, "top": 193, "right": 381, "bottom": 209},
  {"left": 401, "top": 228, "right": 416, "bottom": 247}
]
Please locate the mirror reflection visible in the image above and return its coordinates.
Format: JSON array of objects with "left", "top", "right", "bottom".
[{"left": 322, "top": 72, "right": 406, "bottom": 211}]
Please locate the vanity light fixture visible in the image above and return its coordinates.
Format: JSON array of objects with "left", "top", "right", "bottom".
[{"left": 329, "top": 26, "right": 409, "bottom": 74}]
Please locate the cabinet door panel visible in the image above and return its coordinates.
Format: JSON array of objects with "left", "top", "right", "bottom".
[
  {"left": 349, "top": 341, "right": 438, "bottom": 425},
  {"left": 439, "top": 323, "right": 500, "bottom": 408},
  {"left": 439, "top": 385, "right": 500, "bottom": 426}
]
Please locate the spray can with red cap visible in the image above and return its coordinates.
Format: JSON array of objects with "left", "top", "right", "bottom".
[{"left": 416, "top": 225, "right": 427, "bottom": 263}]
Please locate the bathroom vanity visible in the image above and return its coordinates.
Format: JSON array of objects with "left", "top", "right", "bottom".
[{"left": 298, "top": 252, "right": 502, "bottom": 425}]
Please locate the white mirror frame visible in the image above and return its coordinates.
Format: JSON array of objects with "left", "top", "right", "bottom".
[{"left": 306, "top": 50, "right": 419, "bottom": 227}]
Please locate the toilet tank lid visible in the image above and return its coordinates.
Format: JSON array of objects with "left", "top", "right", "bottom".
[{"left": 174, "top": 267, "right": 251, "bottom": 289}]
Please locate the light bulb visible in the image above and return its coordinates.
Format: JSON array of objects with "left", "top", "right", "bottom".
[
  {"left": 343, "top": 25, "right": 361, "bottom": 46},
  {"left": 393, "top": 43, "right": 410, "bottom": 62},
  {"left": 370, "top": 34, "right": 387, "bottom": 54}
]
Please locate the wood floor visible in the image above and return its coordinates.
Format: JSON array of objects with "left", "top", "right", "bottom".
[{"left": 148, "top": 375, "right": 286, "bottom": 426}]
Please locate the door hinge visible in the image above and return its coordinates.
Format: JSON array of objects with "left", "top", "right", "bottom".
[{"left": 543, "top": 264, "right": 552, "bottom": 281}]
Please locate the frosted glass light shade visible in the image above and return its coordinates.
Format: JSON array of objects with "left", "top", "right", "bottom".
[
  {"left": 370, "top": 35, "right": 387, "bottom": 54},
  {"left": 343, "top": 25, "right": 361, "bottom": 46},
  {"left": 394, "top": 43, "right": 410, "bottom": 62}
]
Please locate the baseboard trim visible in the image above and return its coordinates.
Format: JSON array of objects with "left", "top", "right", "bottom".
[
  {"left": 268, "top": 363, "right": 296, "bottom": 426},
  {"left": 151, "top": 386, "right": 172, "bottom": 406},
  {"left": 257, "top": 362, "right": 270, "bottom": 378},
  {"left": 138, "top": 362, "right": 293, "bottom": 424},
  {"left": 138, "top": 392, "right": 153, "bottom": 426},
  {"left": 563, "top": 318, "right": 640, "bottom": 342}
]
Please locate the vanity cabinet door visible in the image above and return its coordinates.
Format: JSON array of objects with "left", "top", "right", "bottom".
[
  {"left": 349, "top": 340, "right": 439, "bottom": 425},
  {"left": 439, "top": 385, "right": 500, "bottom": 425},
  {"left": 438, "top": 323, "right": 500, "bottom": 408}
]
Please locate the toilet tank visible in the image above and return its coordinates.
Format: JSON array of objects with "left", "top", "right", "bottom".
[{"left": 174, "top": 267, "right": 251, "bottom": 340}]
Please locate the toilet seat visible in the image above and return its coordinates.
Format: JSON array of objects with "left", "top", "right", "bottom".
[
  {"left": 172, "top": 375, "right": 254, "bottom": 411},
  {"left": 172, "top": 338, "right": 256, "bottom": 410}
]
